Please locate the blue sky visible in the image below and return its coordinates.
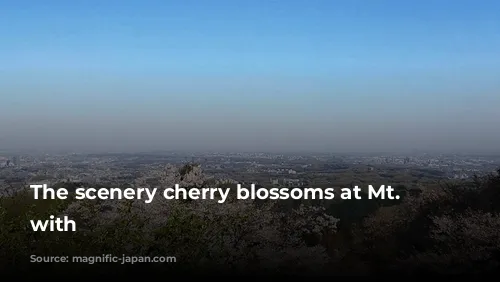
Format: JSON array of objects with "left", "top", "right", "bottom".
[{"left": 1, "top": 0, "right": 499, "bottom": 152}]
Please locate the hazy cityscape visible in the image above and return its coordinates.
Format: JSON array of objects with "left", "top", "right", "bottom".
[
  {"left": 3, "top": 0, "right": 500, "bottom": 277},
  {"left": 2, "top": 150, "right": 499, "bottom": 196}
]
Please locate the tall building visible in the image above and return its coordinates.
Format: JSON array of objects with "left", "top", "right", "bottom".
[{"left": 12, "top": 156, "right": 19, "bottom": 166}]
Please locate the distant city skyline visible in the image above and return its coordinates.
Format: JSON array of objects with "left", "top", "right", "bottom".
[
  {"left": 1, "top": 0, "right": 499, "bottom": 152},
  {"left": 1, "top": 147, "right": 499, "bottom": 156}
]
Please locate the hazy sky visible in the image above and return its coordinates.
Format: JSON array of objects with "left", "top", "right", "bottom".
[{"left": 1, "top": 0, "right": 499, "bottom": 153}]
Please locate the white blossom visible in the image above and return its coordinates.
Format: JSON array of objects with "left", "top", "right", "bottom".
[{"left": 62, "top": 163, "right": 339, "bottom": 271}]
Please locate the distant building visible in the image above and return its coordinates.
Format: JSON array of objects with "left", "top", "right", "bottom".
[
  {"left": 0, "top": 156, "right": 7, "bottom": 167},
  {"left": 283, "top": 178, "right": 302, "bottom": 187}
]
